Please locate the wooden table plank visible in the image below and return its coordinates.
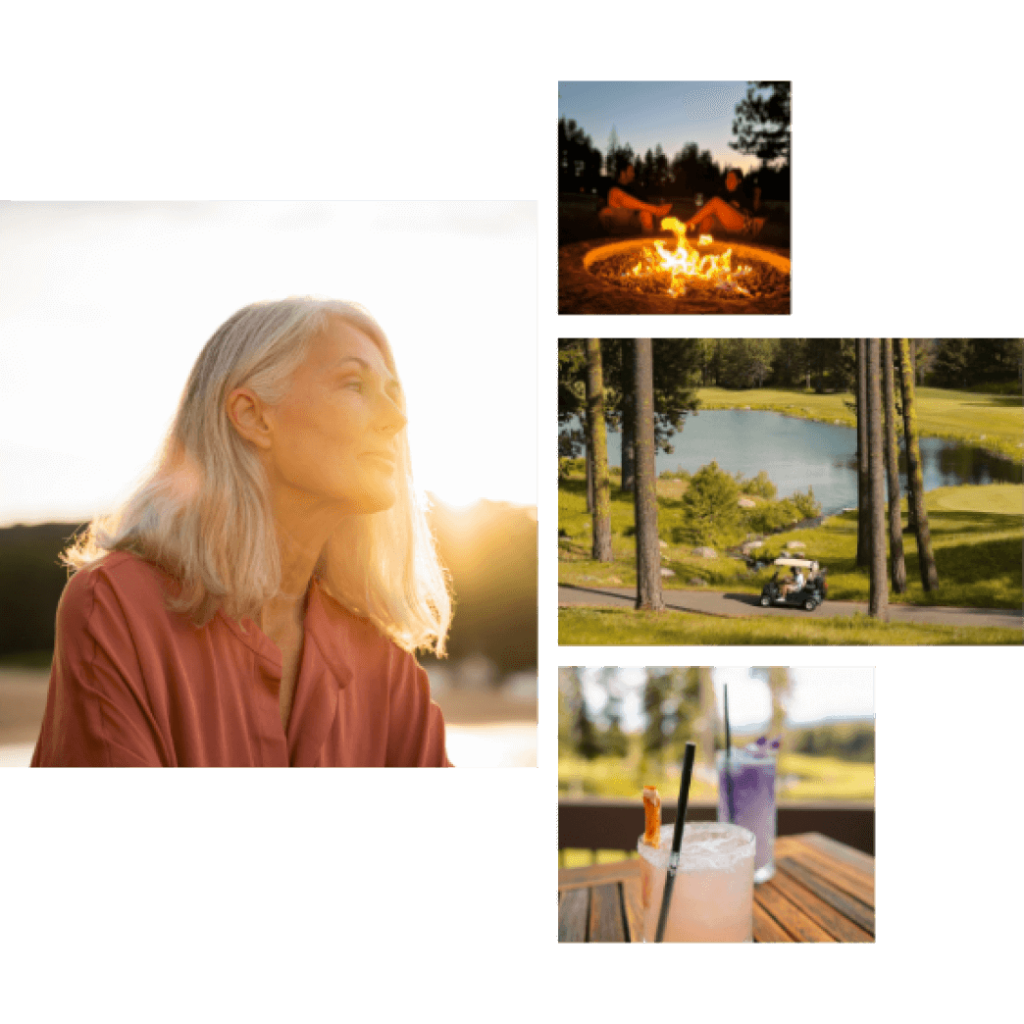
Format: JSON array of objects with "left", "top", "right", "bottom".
[
  {"left": 559, "top": 887, "right": 589, "bottom": 942},
  {"left": 557, "top": 833, "right": 875, "bottom": 943},
  {"left": 753, "top": 875, "right": 837, "bottom": 942},
  {"left": 589, "top": 882, "right": 626, "bottom": 943},
  {"left": 558, "top": 859, "right": 638, "bottom": 891},
  {"left": 779, "top": 839, "right": 875, "bottom": 908},
  {"left": 775, "top": 856, "right": 874, "bottom": 937},
  {"left": 768, "top": 864, "right": 872, "bottom": 942},
  {"left": 752, "top": 900, "right": 796, "bottom": 942},
  {"left": 801, "top": 832, "right": 875, "bottom": 876}
]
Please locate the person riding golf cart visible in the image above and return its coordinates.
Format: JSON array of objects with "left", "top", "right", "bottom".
[{"left": 760, "top": 557, "right": 827, "bottom": 611}]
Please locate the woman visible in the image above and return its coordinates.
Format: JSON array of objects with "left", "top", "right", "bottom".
[{"left": 31, "top": 298, "right": 453, "bottom": 766}]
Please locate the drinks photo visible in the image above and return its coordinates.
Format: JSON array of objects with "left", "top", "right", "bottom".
[{"left": 558, "top": 666, "right": 875, "bottom": 943}]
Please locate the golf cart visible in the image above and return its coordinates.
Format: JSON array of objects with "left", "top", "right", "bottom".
[{"left": 759, "top": 557, "right": 827, "bottom": 611}]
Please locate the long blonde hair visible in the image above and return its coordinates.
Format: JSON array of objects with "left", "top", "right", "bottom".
[{"left": 63, "top": 297, "right": 451, "bottom": 655}]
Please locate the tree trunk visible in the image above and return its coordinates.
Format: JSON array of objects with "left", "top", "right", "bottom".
[
  {"left": 898, "top": 338, "right": 939, "bottom": 591},
  {"left": 698, "top": 666, "right": 715, "bottom": 774},
  {"left": 633, "top": 339, "right": 665, "bottom": 611},
  {"left": 882, "top": 339, "right": 907, "bottom": 593},
  {"left": 585, "top": 339, "right": 612, "bottom": 561},
  {"left": 621, "top": 384, "right": 636, "bottom": 493},
  {"left": 584, "top": 417, "right": 593, "bottom": 512},
  {"left": 867, "top": 340, "right": 889, "bottom": 620},
  {"left": 767, "top": 667, "right": 791, "bottom": 741},
  {"left": 895, "top": 343, "right": 916, "bottom": 533},
  {"left": 856, "top": 340, "right": 870, "bottom": 567},
  {"left": 618, "top": 407, "right": 634, "bottom": 491}
]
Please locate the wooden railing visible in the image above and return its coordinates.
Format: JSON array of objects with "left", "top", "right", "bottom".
[{"left": 558, "top": 799, "right": 874, "bottom": 856}]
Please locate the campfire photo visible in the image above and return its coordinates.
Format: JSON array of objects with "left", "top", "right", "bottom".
[{"left": 558, "top": 82, "right": 791, "bottom": 315}]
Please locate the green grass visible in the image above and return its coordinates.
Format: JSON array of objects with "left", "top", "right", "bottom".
[
  {"left": 558, "top": 607, "right": 1023, "bottom": 645},
  {"left": 928, "top": 483, "right": 1023, "bottom": 515},
  {"left": 560, "top": 476, "right": 1023, "bottom": 610},
  {"left": 557, "top": 748, "right": 875, "bottom": 866},
  {"left": 696, "top": 385, "right": 1024, "bottom": 461}
]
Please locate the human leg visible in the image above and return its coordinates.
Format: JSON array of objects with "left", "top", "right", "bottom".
[
  {"left": 686, "top": 197, "right": 748, "bottom": 235},
  {"left": 599, "top": 206, "right": 642, "bottom": 235}
]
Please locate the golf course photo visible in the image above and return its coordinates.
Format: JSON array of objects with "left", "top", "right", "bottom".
[{"left": 559, "top": 340, "right": 1023, "bottom": 646}]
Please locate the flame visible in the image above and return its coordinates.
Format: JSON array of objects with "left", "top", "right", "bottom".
[{"left": 622, "top": 217, "right": 752, "bottom": 297}]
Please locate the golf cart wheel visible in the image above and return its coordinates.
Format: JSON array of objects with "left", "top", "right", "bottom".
[
  {"left": 760, "top": 594, "right": 771, "bottom": 607},
  {"left": 804, "top": 597, "right": 817, "bottom": 611}
]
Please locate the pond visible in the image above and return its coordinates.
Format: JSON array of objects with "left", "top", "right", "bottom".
[{"left": 604, "top": 410, "right": 1022, "bottom": 516}]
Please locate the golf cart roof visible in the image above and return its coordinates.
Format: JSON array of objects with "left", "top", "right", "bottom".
[{"left": 773, "top": 557, "right": 818, "bottom": 570}]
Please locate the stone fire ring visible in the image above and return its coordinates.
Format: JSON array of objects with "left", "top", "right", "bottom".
[{"left": 558, "top": 236, "right": 791, "bottom": 315}]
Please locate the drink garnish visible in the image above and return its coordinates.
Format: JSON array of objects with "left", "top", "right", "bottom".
[{"left": 642, "top": 786, "right": 661, "bottom": 848}]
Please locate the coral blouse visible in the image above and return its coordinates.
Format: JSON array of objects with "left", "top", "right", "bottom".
[{"left": 31, "top": 551, "right": 451, "bottom": 767}]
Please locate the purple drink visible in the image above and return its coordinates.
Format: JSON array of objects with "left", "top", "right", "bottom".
[{"left": 716, "top": 744, "right": 777, "bottom": 883}]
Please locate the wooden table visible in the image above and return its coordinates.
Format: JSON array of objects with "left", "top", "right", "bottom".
[{"left": 558, "top": 832, "right": 874, "bottom": 943}]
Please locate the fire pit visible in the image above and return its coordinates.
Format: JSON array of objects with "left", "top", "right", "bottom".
[{"left": 559, "top": 220, "right": 790, "bottom": 315}]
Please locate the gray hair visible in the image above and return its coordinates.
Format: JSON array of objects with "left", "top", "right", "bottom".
[{"left": 63, "top": 297, "right": 451, "bottom": 654}]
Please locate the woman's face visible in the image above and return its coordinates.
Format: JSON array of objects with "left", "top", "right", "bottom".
[{"left": 259, "top": 316, "right": 407, "bottom": 515}]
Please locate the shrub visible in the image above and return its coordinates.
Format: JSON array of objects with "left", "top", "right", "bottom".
[
  {"left": 792, "top": 487, "right": 822, "bottom": 519},
  {"left": 680, "top": 462, "right": 743, "bottom": 546},
  {"left": 736, "top": 470, "right": 777, "bottom": 499}
]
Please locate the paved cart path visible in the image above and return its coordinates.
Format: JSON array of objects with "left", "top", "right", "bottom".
[{"left": 558, "top": 583, "right": 1023, "bottom": 631}]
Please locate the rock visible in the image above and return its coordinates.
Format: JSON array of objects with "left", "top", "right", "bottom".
[
  {"left": 606, "top": 576, "right": 622, "bottom": 585},
  {"left": 691, "top": 546, "right": 717, "bottom": 559},
  {"left": 659, "top": 540, "right": 668, "bottom": 549},
  {"left": 738, "top": 497, "right": 756, "bottom": 509},
  {"left": 687, "top": 577, "right": 707, "bottom": 586},
  {"left": 742, "top": 540, "right": 763, "bottom": 553},
  {"left": 785, "top": 541, "right": 806, "bottom": 551},
  {"left": 660, "top": 568, "right": 676, "bottom": 578}
]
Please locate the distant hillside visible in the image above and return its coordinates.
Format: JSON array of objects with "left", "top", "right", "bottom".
[{"left": 0, "top": 501, "right": 537, "bottom": 673}]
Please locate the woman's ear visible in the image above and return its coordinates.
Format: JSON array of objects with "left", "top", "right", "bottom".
[{"left": 226, "top": 388, "right": 272, "bottom": 450}]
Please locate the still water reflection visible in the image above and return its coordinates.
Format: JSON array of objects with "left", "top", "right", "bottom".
[{"left": 606, "top": 410, "right": 1021, "bottom": 516}]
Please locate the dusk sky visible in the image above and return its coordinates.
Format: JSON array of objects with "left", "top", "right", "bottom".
[{"left": 558, "top": 81, "right": 761, "bottom": 176}]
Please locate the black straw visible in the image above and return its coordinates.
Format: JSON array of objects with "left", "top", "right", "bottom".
[
  {"left": 724, "top": 684, "right": 735, "bottom": 823},
  {"left": 654, "top": 741, "right": 696, "bottom": 943}
]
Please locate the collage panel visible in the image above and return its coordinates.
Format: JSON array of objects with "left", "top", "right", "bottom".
[
  {"left": 557, "top": 665, "right": 875, "bottom": 943},
  {"left": 559, "top": 81, "right": 790, "bottom": 315},
  {"left": 558, "top": 339, "right": 1023, "bottom": 647}
]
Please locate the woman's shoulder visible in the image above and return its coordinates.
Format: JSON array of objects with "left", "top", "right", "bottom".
[{"left": 60, "top": 550, "right": 178, "bottom": 623}]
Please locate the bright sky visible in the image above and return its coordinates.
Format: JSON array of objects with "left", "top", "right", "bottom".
[
  {"left": 0, "top": 202, "right": 536, "bottom": 526},
  {"left": 579, "top": 666, "right": 874, "bottom": 733},
  {"left": 558, "top": 81, "right": 761, "bottom": 176}
]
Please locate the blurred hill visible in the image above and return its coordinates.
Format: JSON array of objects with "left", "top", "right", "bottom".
[{"left": 0, "top": 500, "right": 538, "bottom": 675}]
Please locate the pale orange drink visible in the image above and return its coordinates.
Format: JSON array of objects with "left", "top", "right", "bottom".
[{"left": 638, "top": 822, "right": 756, "bottom": 942}]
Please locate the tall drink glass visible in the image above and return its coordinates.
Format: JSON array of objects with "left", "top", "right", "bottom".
[
  {"left": 717, "top": 746, "right": 777, "bottom": 883},
  {"left": 637, "top": 822, "right": 755, "bottom": 942}
]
